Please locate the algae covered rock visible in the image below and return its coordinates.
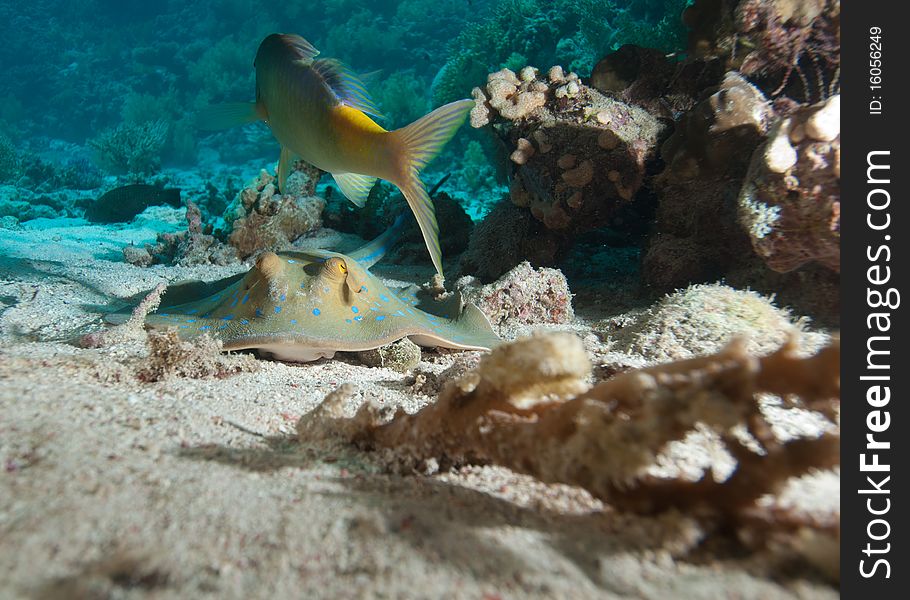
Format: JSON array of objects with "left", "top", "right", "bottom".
[
  {"left": 604, "top": 283, "right": 825, "bottom": 363},
  {"left": 355, "top": 338, "right": 422, "bottom": 373}
]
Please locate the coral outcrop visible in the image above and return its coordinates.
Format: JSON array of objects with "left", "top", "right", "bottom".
[
  {"left": 738, "top": 95, "right": 840, "bottom": 272},
  {"left": 471, "top": 66, "right": 664, "bottom": 235},
  {"left": 354, "top": 338, "right": 422, "bottom": 373},
  {"left": 456, "top": 261, "right": 574, "bottom": 329},
  {"left": 299, "top": 332, "right": 840, "bottom": 571},
  {"left": 125, "top": 200, "right": 237, "bottom": 267},
  {"left": 224, "top": 169, "right": 324, "bottom": 261}
]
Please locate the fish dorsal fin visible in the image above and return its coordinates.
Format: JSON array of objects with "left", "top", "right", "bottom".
[
  {"left": 284, "top": 34, "right": 320, "bottom": 61},
  {"left": 332, "top": 172, "right": 377, "bottom": 208},
  {"left": 312, "top": 58, "right": 385, "bottom": 119}
]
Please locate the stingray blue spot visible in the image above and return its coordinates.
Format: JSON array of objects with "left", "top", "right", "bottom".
[
  {"left": 380, "top": 295, "right": 390, "bottom": 302},
  {"left": 186, "top": 319, "right": 196, "bottom": 323},
  {"left": 370, "top": 306, "right": 379, "bottom": 311},
  {"left": 255, "top": 308, "right": 263, "bottom": 317},
  {"left": 274, "top": 306, "right": 282, "bottom": 314},
  {"left": 160, "top": 313, "right": 170, "bottom": 317},
  {"left": 222, "top": 315, "right": 233, "bottom": 321},
  {"left": 200, "top": 325, "right": 210, "bottom": 330},
  {"left": 323, "top": 287, "right": 330, "bottom": 293},
  {"left": 290, "top": 319, "right": 297, "bottom": 325},
  {"left": 240, "top": 319, "right": 249, "bottom": 325},
  {"left": 231, "top": 298, "right": 239, "bottom": 307},
  {"left": 361, "top": 286, "right": 368, "bottom": 292},
  {"left": 312, "top": 308, "right": 321, "bottom": 316},
  {"left": 346, "top": 318, "right": 352, "bottom": 324},
  {"left": 218, "top": 324, "right": 228, "bottom": 330},
  {"left": 186, "top": 309, "right": 198, "bottom": 314},
  {"left": 376, "top": 315, "right": 385, "bottom": 321},
  {"left": 180, "top": 325, "right": 188, "bottom": 329},
  {"left": 395, "top": 310, "right": 404, "bottom": 316},
  {"left": 279, "top": 294, "right": 286, "bottom": 302},
  {"left": 354, "top": 316, "right": 363, "bottom": 322},
  {"left": 242, "top": 294, "right": 250, "bottom": 304},
  {"left": 406, "top": 308, "right": 415, "bottom": 315},
  {"left": 351, "top": 306, "right": 359, "bottom": 314},
  {"left": 287, "top": 259, "right": 296, "bottom": 264}
]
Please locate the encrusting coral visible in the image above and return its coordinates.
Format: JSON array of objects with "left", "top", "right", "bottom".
[
  {"left": 299, "top": 331, "right": 840, "bottom": 573},
  {"left": 471, "top": 65, "right": 664, "bottom": 234}
]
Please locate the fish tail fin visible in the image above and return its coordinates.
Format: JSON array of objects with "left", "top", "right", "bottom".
[
  {"left": 393, "top": 99, "right": 473, "bottom": 174},
  {"left": 197, "top": 102, "right": 262, "bottom": 131},
  {"left": 392, "top": 99, "right": 473, "bottom": 277}
]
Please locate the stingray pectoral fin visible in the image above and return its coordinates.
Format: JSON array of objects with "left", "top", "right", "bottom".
[
  {"left": 411, "top": 302, "right": 500, "bottom": 351},
  {"left": 332, "top": 172, "right": 377, "bottom": 208}
]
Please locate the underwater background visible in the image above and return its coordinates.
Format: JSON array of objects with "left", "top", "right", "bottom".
[
  {"left": 0, "top": 1, "right": 841, "bottom": 596},
  {"left": 0, "top": 0, "right": 840, "bottom": 321}
]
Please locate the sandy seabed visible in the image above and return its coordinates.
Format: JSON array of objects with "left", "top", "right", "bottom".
[{"left": 0, "top": 215, "right": 838, "bottom": 599}]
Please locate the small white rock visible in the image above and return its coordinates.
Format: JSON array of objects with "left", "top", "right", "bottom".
[
  {"left": 764, "top": 118, "right": 798, "bottom": 173},
  {"left": 806, "top": 95, "right": 840, "bottom": 141}
]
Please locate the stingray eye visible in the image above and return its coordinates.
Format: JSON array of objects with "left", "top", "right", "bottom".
[{"left": 337, "top": 261, "right": 347, "bottom": 274}]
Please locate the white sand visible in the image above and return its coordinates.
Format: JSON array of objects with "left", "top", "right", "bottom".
[{"left": 0, "top": 217, "right": 838, "bottom": 599}]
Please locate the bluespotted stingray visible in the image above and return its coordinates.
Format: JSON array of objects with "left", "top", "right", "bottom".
[{"left": 108, "top": 230, "right": 500, "bottom": 362}]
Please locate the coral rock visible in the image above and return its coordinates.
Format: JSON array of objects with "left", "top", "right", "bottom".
[
  {"left": 457, "top": 261, "right": 574, "bottom": 328},
  {"left": 738, "top": 95, "right": 841, "bottom": 272},
  {"left": 355, "top": 338, "right": 422, "bottom": 373},
  {"left": 472, "top": 64, "right": 664, "bottom": 237}
]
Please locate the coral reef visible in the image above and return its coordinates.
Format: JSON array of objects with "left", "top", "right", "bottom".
[
  {"left": 471, "top": 66, "right": 664, "bottom": 236},
  {"left": 738, "top": 95, "right": 840, "bottom": 272},
  {"left": 300, "top": 331, "right": 840, "bottom": 570},
  {"left": 354, "top": 338, "right": 422, "bottom": 373},
  {"left": 126, "top": 200, "right": 237, "bottom": 267},
  {"left": 225, "top": 169, "right": 324, "bottom": 261},
  {"left": 456, "top": 261, "right": 574, "bottom": 329},
  {"left": 601, "top": 283, "right": 826, "bottom": 363}
]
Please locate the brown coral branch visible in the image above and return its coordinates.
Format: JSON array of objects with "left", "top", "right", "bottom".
[{"left": 300, "top": 334, "right": 840, "bottom": 526}]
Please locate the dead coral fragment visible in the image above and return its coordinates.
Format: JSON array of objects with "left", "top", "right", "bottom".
[
  {"left": 301, "top": 333, "right": 840, "bottom": 564},
  {"left": 137, "top": 329, "right": 259, "bottom": 382},
  {"left": 81, "top": 283, "right": 166, "bottom": 348}
]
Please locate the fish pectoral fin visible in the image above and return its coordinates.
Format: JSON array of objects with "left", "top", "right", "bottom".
[
  {"left": 332, "top": 172, "right": 377, "bottom": 208},
  {"left": 277, "top": 146, "right": 304, "bottom": 193},
  {"left": 197, "top": 102, "right": 261, "bottom": 131}
]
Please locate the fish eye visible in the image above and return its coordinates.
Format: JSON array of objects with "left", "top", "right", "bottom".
[{"left": 338, "top": 262, "right": 347, "bottom": 274}]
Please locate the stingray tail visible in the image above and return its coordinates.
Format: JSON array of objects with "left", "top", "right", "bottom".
[
  {"left": 392, "top": 99, "right": 473, "bottom": 277},
  {"left": 348, "top": 212, "right": 409, "bottom": 269}
]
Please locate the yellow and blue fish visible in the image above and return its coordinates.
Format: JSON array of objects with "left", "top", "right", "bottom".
[{"left": 200, "top": 33, "right": 473, "bottom": 276}]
